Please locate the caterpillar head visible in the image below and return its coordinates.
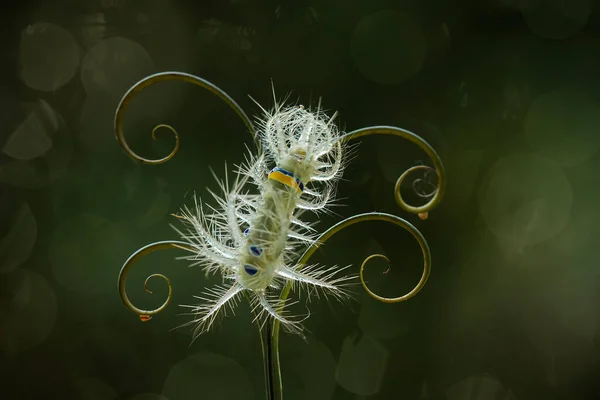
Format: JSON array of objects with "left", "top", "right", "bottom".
[{"left": 261, "top": 104, "right": 343, "bottom": 184}]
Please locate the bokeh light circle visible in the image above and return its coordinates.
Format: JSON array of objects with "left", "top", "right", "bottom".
[
  {"left": 478, "top": 153, "right": 572, "bottom": 255},
  {"left": 525, "top": 88, "right": 600, "bottom": 167},
  {"left": 447, "top": 375, "right": 516, "bottom": 400},
  {"left": 162, "top": 352, "right": 253, "bottom": 400},
  {"left": 81, "top": 37, "right": 155, "bottom": 98},
  {"left": 2, "top": 103, "right": 55, "bottom": 161},
  {"left": 336, "top": 333, "right": 388, "bottom": 396},
  {"left": 280, "top": 336, "right": 337, "bottom": 399},
  {"left": 0, "top": 269, "right": 57, "bottom": 355},
  {"left": 0, "top": 100, "right": 73, "bottom": 189},
  {"left": 522, "top": 0, "right": 593, "bottom": 40},
  {"left": 19, "top": 22, "right": 80, "bottom": 92},
  {"left": 351, "top": 10, "right": 427, "bottom": 85},
  {"left": 0, "top": 202, "right": 37, "bottom": 274}
]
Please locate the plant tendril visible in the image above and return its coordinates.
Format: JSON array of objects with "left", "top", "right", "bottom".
[
  {"left": 118, "top": 240, "right": 195, "bottom": 319},
  {"left": 149, "top": 124, "right": 180, "bottom": 159},
  {"left": 271, "top": 212, "right": 431, "bottom": 396},
  {"left": 411, "top": 166, "right": 437, "bottom": 198},
  {"left": 114, "top": 71, "right": 259, "bottom": 164},
  {"left": 361, "top": 253, "right": 391, "bottom": 284},
  {"left": 115, "top": 79, "right": 444, "bottom": 400},
  {"left": 341, "top": 126, "right": 446, "bottom": 216}
]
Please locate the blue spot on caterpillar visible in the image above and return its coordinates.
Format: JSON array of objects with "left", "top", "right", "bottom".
[
  {"left": 244, "top": 264, "right": 259, "bottom": 275},
  {"left": 114, "top": 71, "right": 442, "bottom": 345},
  {"left": 249, "top": 245, "right": 263, "bottom": 256}
]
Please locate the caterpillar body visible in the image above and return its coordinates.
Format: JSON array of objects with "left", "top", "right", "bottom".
[
  {"left": 173, "top": 99, "right": 353, "bottom": 338},
  {"left": 116, "top": 72, "right": 445, "bottom": 342}
]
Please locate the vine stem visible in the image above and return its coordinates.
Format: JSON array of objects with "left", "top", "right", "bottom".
[
  {"left": 270, "top": 212, "right": 433, "bottom": 398},
  {"left": 253, "top": 297, "right": 281, "bottom": 400}
]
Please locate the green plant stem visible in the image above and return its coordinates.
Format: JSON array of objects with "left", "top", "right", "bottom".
[{"left": 254, "top": 303, "right": 283, "bottom": 400}]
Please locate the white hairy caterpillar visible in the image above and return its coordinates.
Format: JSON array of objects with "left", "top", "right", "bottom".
[
  {"left": 172, "top": 99, "right": 357, "bottom": 338},
  {"left": 116, "top": 72, "right": 445, "bottom": 343}
]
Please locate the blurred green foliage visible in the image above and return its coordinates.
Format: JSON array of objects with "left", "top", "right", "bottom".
[{"left": 1, "top": 0, "right": 600, "bottom": 399}]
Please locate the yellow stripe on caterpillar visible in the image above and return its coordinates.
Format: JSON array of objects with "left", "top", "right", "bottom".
[{"left": 268, "top": 167, "right": 304, "bottom": 194}]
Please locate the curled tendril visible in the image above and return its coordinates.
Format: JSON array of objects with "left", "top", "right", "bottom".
[
  {"left": 341, "top": 126, "right": 446, "bottom": 217},
  {"left": 118, "top": 240, "right": 194, "bottom": 320},
  {"left": 270, "top": 212, "right": 431, "bottom": 394},
  {"left": 151, "top": 124, "right": 179, "bottom": 155},
  {"left": 115, "top": 78, "right": 443, "bottom": 400},
  {"left": 411, "top": 165, "right": 437, "bottom": 198},
  {"left": 397, "top": 165, "right": 440, "bottom": 220},
  {"left": 114, "top": 71, "right": 259, "bottom": 165},
  {"left": 360, "top": 254, "right": 390, "bottom": 290},
  {"left": 359, "top": 250, "right": 429, "bottom": 303}
]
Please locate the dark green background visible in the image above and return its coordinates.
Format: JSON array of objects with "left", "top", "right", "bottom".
[{"left": 1, "top": 0, "right": 599, "bottom": 399}]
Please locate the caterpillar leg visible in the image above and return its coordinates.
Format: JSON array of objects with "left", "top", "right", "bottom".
[
  {"left": 276, "top": 263, "right": 355, "bottom": 302},
  {"left": 176, "top": 283, "right": 244, "bottom": 341}
]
